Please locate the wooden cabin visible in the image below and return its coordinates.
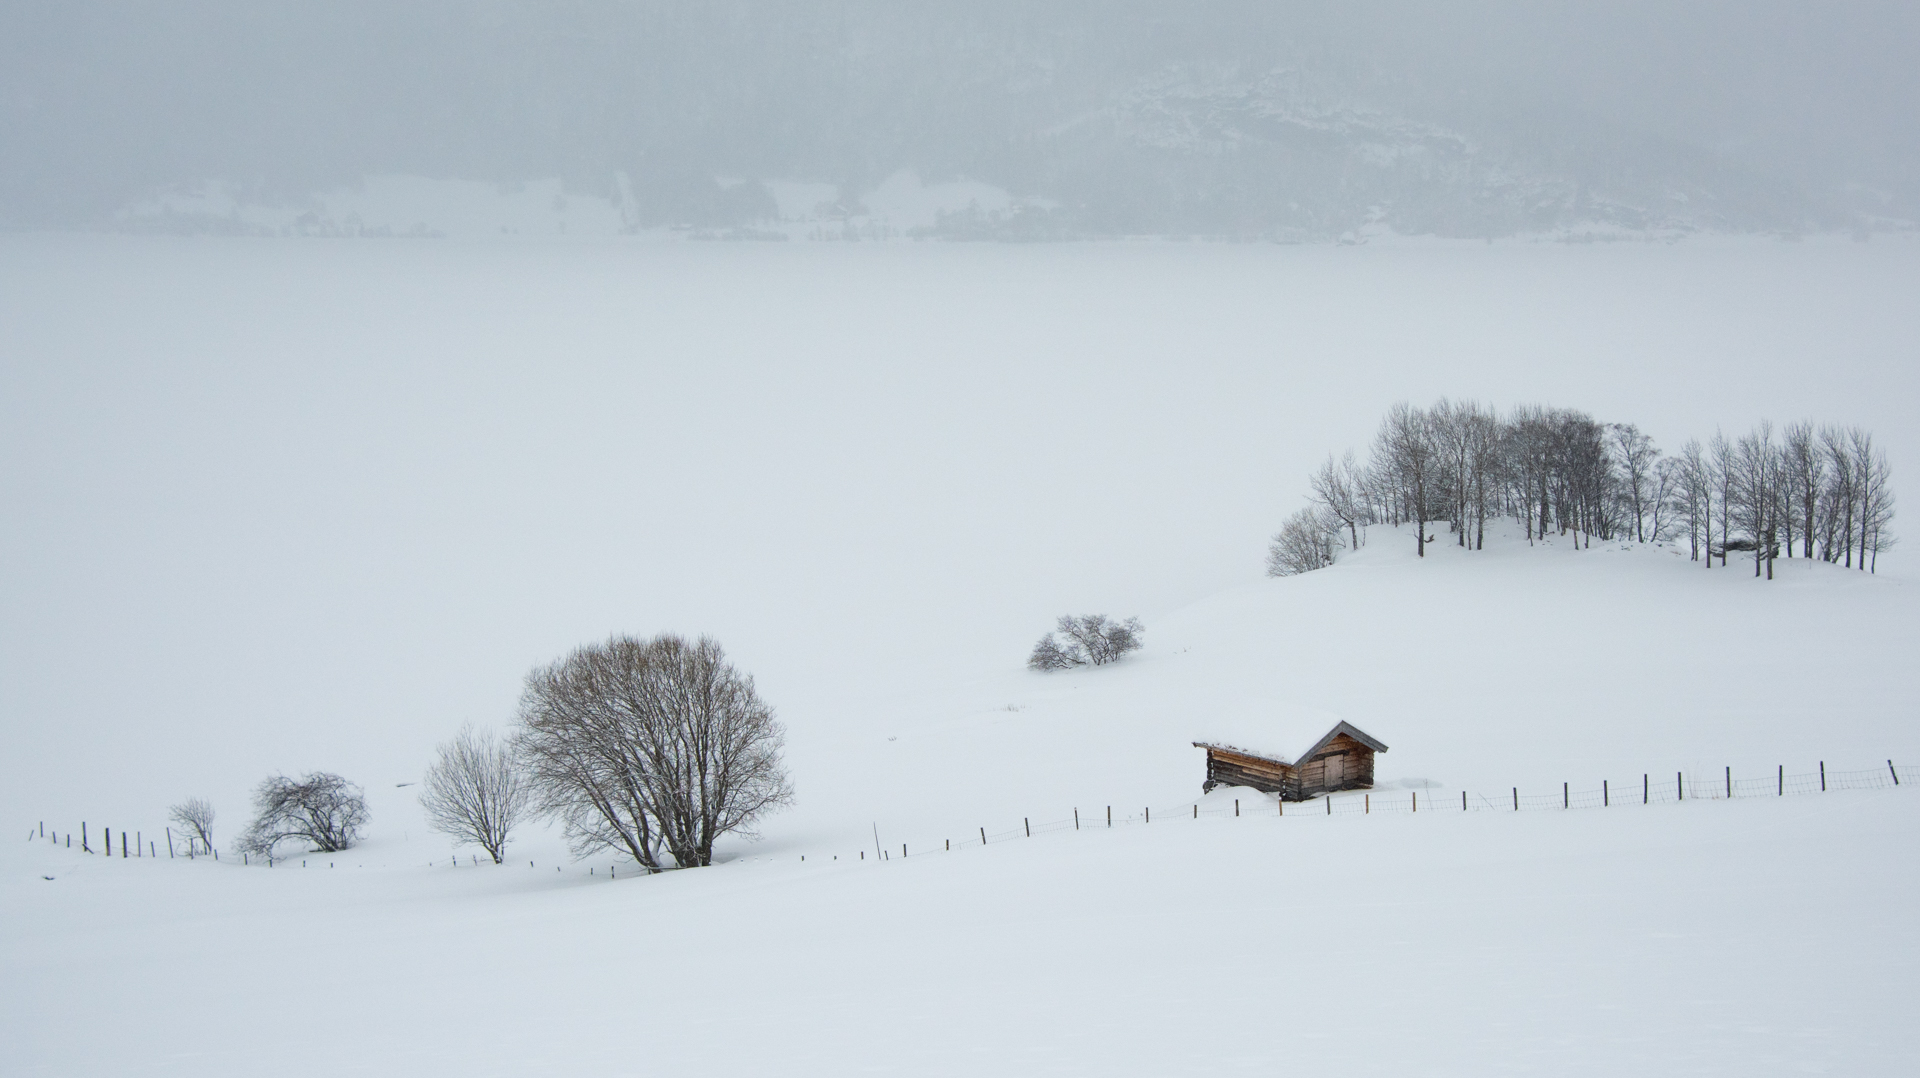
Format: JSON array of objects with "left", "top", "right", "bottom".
[{"left": 1192, "top": 720, "right": 1388, "bottom": 801}]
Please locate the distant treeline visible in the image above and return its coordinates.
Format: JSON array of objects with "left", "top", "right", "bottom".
[{"left": 1269, "top": 401, "right": 1896, "bottom": 578}]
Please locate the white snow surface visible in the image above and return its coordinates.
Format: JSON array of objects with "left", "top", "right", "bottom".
[{"left": 4, "top": 234, "right": 1920, "bottom": 1074}]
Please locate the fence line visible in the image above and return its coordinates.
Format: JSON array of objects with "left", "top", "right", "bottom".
[
  {"left": 25, "top": 760, "right": 1904, "bottom": 874},
  {"left": 850, "top": 758, "right": 1904, "bottom": 863}
]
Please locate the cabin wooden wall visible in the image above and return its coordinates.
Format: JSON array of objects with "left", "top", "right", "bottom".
[
  {"left": 1203, "top": 748, "right": 1299, "bottom": 799},
  {"left": 1297, "top": 734, "right": 1376, "bottom": 798}
]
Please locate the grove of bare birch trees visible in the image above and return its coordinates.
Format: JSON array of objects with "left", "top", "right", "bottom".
[{"left": 1269, "top": 400, "right": 1896, "bottom": 579}]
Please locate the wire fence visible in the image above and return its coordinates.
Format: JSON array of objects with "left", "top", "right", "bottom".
[
  {"left": 26, "top": 760, "right": 1905, "bottom": 872},
  {"left": 848, "top": 758, "right": 1905, "bottom": 863}
]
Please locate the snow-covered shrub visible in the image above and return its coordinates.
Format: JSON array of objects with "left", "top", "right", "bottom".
[
  {"left": 1027, "top": 614, "right": 1144, "bottom": 671},
  {"left": 235, "top": 772, "right": 368, "bottom": 855}
]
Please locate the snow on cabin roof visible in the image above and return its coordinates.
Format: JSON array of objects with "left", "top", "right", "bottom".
[{"left": 1192, "top": 711, "right": 1388, "bottom": 767}]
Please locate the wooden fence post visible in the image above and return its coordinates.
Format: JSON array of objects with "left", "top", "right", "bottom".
[
  {"left": 1512, "top": 788, "right": 1518, "bottom": 811},
  {"left": 1778, "top": 765, "right": 1783, "bottom": 795},
  {"left": 1461, "top": 791, "right": 1466, "bottom": 811},
  {"left": 136, "top": 831, "right": 141, "bottom": 857},
  {"left": 1563, "top": 782, "right": 1568, "bottom": 809},
  {"left": 105, "top": 828, "right": 111, "bottom": 856},
  {"left": 1024, "top": 818, "right": 1030, "bottom": 837},
  {"left": 1192, "top": 805, "right": 1197, "bottom": 819},
  {"left": 1603, "top": 780, "right": 1609, "bottom": 806},
  {"left": 1326, "top": 797, "right": 1331, "bottom": 815},
  {"left": 1146, "top": 807, "right": 1150, "bottom": 823},
  {"left": 980, "top": 827, "right": 986, "bottom": 845},
  {"left": 1364, "top": 794, "right": 1369, "bottom": 814},
  {"left": 81, "top": 822, "right": 87, "bottom": 853},
  {"left": 1677, "top": 772, "right": 1683, "bottom": 801},
  {"left": 1891, "top": 760, "right": 1901, "bottom": 786},
  {"left": 1106, "top": 806, "right": 1111, "bottom": 827},
  {"left": 1820, "top": 761, "right": 1826, "bottom": 791},
  {"left": 1074, "top": 808, "right": 1079, "bottom": 830},
  {"left": 1726, "top": 766, "right": 1731, "bottom": 798},
  {"left": 1235, "top": 799, "right": 1239, "bottom": 817},
  {"left": 1412, "top": 792, "right": 1417, "bottom": 813},
  {"left": 121, "top": 832, "right": 128, "bottom": 858},
  {"left": 166, "top": 828, "right": 174, "bottom": 858},
  {"left": 1643, "top": 774, "right": 1648, "bottom": 804}
]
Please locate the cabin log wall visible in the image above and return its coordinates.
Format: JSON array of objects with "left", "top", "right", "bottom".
[{"left": 1203, "top": 748, "right": 1300, "bottom": 799}]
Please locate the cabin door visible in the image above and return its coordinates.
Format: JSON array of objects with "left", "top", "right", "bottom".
[{"left": 1323, "top": 753, "right": 1346, "bottom": 791}]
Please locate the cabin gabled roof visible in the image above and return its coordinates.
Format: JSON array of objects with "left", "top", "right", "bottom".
[
  {"left": 1192, "top": 719, "right": 1388, "bottom": 768},
  {"left": 1295, "top": 720, "right": 1389, "bottom": 761}
]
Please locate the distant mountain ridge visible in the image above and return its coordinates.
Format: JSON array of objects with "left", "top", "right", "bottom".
[{"left": 5, "top": 3, "right": 1913, "bottom": 239}]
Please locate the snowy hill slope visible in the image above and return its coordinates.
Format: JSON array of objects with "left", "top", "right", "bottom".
[{"left": 761, "top": 523, "right": 1920, "bottom": 861}]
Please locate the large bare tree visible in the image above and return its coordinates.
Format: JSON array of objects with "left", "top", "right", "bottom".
[
  {"left": 235, "top": 772, "right": 368, "bottom": 855},
  {"left": 515, "top": 634, "right": 793, "bottom": 870},
  {"left": 420, "top": 725, "right": 530, "bottom": 864}
]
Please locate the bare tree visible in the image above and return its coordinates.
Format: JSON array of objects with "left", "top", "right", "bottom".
[
  {"left": 1375, "top": 402, "right": 1439, "bottom": 556},
  {"left": 1854, "top": 430, "right": 1896, "bottom": 572},
  {"left": 167, "top": 798, "right": 216, "bottom": 855},
  {"left": 1648, "top": 456, "right": 1681, "bottom": 543},
  {"left": 235, "top": 773, "right": 368, "bottom": 855},
  {"left": 1731, "top": 421, "right": 1778, "bottom": 578},
  {"left": 515, "top": 634, "right": 793, "bottom": 870},
  {"left": 1671, "top": 439, "right": 1708, "bottom": 562},
  {"left": 420, "top": 725, "right": 530, "bottom": 864},
  {"left": 1266, "top": 506, "right": 1341, "bottom": 576},
  {"left": 1609, "top": 423, "right": 1660, "bottom": 542},
  {"left": 1308, "top": 451, "right": 1368, "bottom": 551},
  {"left": 1504, "top": 405, "right": 1554, "bottom": 543},
  {"left": 1463, "top": 404, "right": 1502, "bottom": 549},
  {"left": 1820, "top": 426, "right": 1857, "bottom": 565},
  {"left": 1429, "top": 398, "right": 1474, "bottom": 546},
  {"left": 1782, "top": 421, "right": 1823, "bottom": 558},
  {"left": 1710, "top": 430, "right": 1737, "bottom": 566}
]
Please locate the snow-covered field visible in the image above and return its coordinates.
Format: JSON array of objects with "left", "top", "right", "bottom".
[
  {"left": 3, "top": 234, "right": 1918, "bottom": 1074},
  {"left": 9, "top": 782, "right": 1916, "bottom": 1076}
]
